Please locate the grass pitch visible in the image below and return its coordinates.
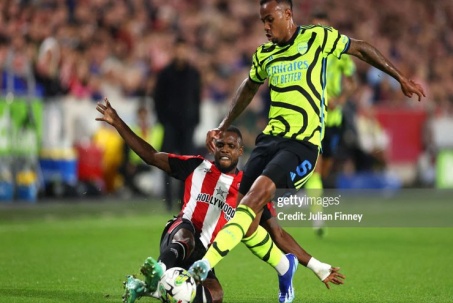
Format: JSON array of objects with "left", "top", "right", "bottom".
[{"left": 0, "top": 198, "right": 452, "bottom": 303}]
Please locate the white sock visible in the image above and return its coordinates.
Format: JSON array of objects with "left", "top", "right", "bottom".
[
  {"left": 275, "top": 254, "right": 290, "bottom": 276},
  {"left": 307, "top": 257, "right": 331, "bottom": 280}
]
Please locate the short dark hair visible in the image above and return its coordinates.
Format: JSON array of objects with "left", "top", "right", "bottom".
[
  {"left": 260, "top": 0, "right": 293, "bottom": 10},
  {"left": 225, "top": 125, "right": 243, "bottom": 142}
]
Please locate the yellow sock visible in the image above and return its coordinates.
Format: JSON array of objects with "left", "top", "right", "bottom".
[
  {"left": 243, "top": 225, "right": 286, "bottom": 273},
  {"left": 204, "top": 205, "right": 256, "bottom": 268}
]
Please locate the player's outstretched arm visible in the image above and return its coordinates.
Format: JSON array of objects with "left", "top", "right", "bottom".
[
  {"left": 95, "top": 98, "right": 171, "bottom": 173},
  {"left": 206, "top": 78, "right": 261, "bottom": 153},
  {"left": 346, "top": 39, "right": 426, "bottom": 101},
  {"left": 262, "top": 216, "right": 345, "bottom": 289}
]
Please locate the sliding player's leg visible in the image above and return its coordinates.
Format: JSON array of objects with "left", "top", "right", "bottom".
[
  {"left": 122, "top": 217, "right": 195, "bottom": 303},
  {"left": 143, "top": 217, "right": 224, "bottom": 303},
  {"left": 140, "top": 217, "right": 196, "bottom": 295}
]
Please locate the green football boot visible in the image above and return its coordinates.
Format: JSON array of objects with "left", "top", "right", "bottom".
[
  {"left": 140, "top": 257, "right": 164, "bottom": 293},
  {"left": 122, "top": 275, "right": 147, "bottom": 303}
]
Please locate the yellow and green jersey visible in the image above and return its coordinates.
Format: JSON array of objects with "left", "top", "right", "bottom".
[
  {"left": 325, "top": 54, "right": 356, "bottom": 127},
  {"left": 249, "top": 25, "right": 350, "bottom": 147}
]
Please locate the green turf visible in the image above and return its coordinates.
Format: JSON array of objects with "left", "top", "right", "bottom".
[{"left": 0, "top": 199, "right": 452, "bottom": 303}]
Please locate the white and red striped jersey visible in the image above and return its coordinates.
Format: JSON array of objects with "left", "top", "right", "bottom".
[{"left": 168, "top": 154, "right": 242, "bottom": 249}]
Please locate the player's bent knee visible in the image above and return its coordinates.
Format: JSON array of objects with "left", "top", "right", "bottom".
[
  {"left": 172, "top": 228, "right": 196, "bottom": 253},
  {"left": 242, "top": 176, "right": 276, "bottom": 213}
]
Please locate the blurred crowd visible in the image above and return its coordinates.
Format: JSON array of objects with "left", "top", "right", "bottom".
[
  {"left": 1, "top": 0, "right": 452, "bottom": 199},
  {"left": 2, "top": 0, "right": 452, "bottom": 106}
]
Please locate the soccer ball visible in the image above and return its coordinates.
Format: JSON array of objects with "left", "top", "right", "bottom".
[{"left": 159, "top": 267, "right": 197, "bottom": 303}]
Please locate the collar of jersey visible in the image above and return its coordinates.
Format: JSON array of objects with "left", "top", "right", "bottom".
[{"left": 276, "top": 26, "right": 301, "bottom": 47}]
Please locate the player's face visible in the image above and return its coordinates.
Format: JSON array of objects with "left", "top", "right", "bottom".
[
  {"left": 260, "top": 1, "right": 293, "bottom": 44},
  {"left": 214, "top": 132, "right": 244, "bottom": 174}
]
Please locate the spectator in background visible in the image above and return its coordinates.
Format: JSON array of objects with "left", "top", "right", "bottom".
[
  {"left": 120, "top": 103, "right": 164, "bottom": 197},
  {"left": 354, "top": 101, "right": 389, "bottom": 172},
  {"left": 336, "top": 85, "right": 390, "bottom": 177},
  {"left": 154, "top": 37, "right": 201, "bottom": 211},
  {"left": 92, "top": 118, "right": 124, "bottom": 194},
  {"left": 2, "top": 34, "right": 36, "bottom": 96}
]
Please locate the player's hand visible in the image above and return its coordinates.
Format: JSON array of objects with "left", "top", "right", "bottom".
[
  {"left": 95, "top": 97, "right": 118, "bottom": 126},
  {"left": 322, "top": 267, "right": 345, "bottom": 289},
  {"left": 206, "top": 128, "right": 223, "bottom": 154},
  {"left": 400, "top": 78, "right": 426, "bottom": 101}
]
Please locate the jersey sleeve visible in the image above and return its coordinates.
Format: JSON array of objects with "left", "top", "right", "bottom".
[
  {"left": 168, "top": 154, "right": 204, "bottom": 181},
  {"left": 249, "top": 48, "right": 268, "bottom": 84},
  {"left": 318, "top": 26, "right": 350, "bottom": 59}
]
